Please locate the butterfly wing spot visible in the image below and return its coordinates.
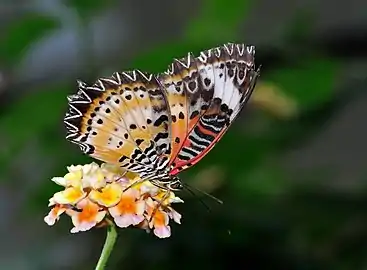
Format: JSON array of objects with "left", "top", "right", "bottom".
[{"left": 190, "top": 110, "right": 200, "bottom": 120}]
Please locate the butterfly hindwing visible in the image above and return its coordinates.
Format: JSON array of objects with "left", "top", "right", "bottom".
[
  {"left": 163, "top": 43, "right": 259, "bottom": 175},
  {"left": 64, "top": 70, "right": 171, "bottom": 175}
]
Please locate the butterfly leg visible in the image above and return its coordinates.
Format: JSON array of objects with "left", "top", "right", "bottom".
[
  {"left": 122, "top": 177, "right": 149, "bottom": 193},
  {"left": 148, "top": 190, "right": 171, "bottom": 224}
]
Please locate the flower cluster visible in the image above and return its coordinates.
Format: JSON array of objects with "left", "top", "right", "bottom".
[{"left": 44, "top": 163, "right": 183, "bottom": 238}]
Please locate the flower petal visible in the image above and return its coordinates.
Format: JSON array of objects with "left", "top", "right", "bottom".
[
  {"left": 108, "top": 190, "right": 140, "bottom": 218},
  {"left": 44, "top": 205, "right": 66, "bottom": 226},
  {"left": 70, "top": 213, "right": 105, "bottom": 233},
  {"left": 81, "top": 162, "right": 100, "bottom": 176},
  {"left": 121, "top": 187, "right": 140, "bottom": 198},
  {"left": 114, "top": 214, "right": 144, "bottom": 228},
  {"left": 131, "top": 214, "right": 145, "bottom": 225},
  {"left": 64, "top": 170, "right": 83, "bottom": 188},
  {"left": 135, "top": 200, "right": 145, "bottom": 215},
  {"left": 68, "top": 199, "right": 106, "bottom": 233},
  {"left": 48, "top": 197, "right": 56, "bottom": 207},
  {"left": 168, "top": 208, "right": 182, "bottom": 224},
  {"left": 67, "top": 164, "right": 83, "bottom": 173},
  {"left": 169, "top": 196, "right": 184, "bottom": 204},
  {"left": 116, "top": 177, "right": 130, "bottom": 185},
  {"left": 146, "top": 199, "right": 169, "bottom": 228},
  {"left": 82, "top": 166, "right": 106, "bottom": 189},
  {"left": 89, "top": 183, "right": 123, "bottom": 207},
  {"left": 153, "top": 210, "right": 169, "bottom": 227},
  {"left": 51, "top": 177, "right": 67, "bottom": 186},
  {"left": 53, "top": 187, "right": 86, "bottom": 205},
  {"left": 154, "top": 225, "right": 171, "bottom": 238}
]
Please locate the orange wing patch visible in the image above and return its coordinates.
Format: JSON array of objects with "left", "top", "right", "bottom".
[{"left": 64, "top": 70, "right": 171, "bottom": 175}]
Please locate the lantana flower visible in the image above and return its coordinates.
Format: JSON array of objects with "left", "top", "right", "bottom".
[{"left": 44, "top": 162, "right": 183, "bottom": 238}]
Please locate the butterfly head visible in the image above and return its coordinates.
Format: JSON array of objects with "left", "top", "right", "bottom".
[
  {"left": 165, "top": 177, "right": 184, "bottom": 191},
  {"left": 151, "top": 173, "right": 184, "bottom": 191}
]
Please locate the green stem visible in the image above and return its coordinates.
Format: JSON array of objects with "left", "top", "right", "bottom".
[{"left": 95, "top": 222, "right": 118, "bottom": 270}]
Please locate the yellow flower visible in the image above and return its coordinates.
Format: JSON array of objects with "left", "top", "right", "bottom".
[
  {"left": 89, "top": 183, "right": 123, "bottom": 207},
  {"left": 44, "top": 162, "right": 183, "bottom": 239},
  {"left": 52, "top": 186, "right": 86, "bottom": 205}
]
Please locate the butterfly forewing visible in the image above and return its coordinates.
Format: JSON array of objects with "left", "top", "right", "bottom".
[
  {"left": 64, "top": 70, "right": 171, "bottom": 175},
  {"left": 160, "top": 43, "right": 259, "bottom": 175}
]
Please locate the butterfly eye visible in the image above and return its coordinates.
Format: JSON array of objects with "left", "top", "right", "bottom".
[{"left": 169, "top": 181, "right": 183, "bottom": 190}]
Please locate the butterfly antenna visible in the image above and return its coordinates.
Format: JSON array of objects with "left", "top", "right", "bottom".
[
  {"left": 183, "top": 183, "right": 224, "bottom": 205},
  {"left": 183, "top": 184, "right": 212, "bottom": 213}
]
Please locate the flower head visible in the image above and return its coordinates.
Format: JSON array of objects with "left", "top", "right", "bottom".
[{"left": 44, "top": 163, "right": 183, "bottom": 238}]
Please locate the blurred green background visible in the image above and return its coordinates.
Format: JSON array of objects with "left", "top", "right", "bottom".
[{"left": 1, "top": 0, "right": 367, "bottom": 269}]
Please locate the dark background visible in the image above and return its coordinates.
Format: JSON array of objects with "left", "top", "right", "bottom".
[{"left": 1, "top": 0, "right": 367, "bottom": 269}]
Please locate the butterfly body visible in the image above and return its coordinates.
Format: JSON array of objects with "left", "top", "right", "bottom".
[{"left": 64, "top": 43, "right": 259, "bottom": 193}]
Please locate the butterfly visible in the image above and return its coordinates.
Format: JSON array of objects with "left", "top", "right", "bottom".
[{"left": 64, "top": 43, "right": 259, "bottom": 198}]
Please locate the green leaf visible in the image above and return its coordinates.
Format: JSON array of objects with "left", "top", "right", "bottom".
[{"left": 0, "top": 14, "right": 60, "bottom": 66}]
